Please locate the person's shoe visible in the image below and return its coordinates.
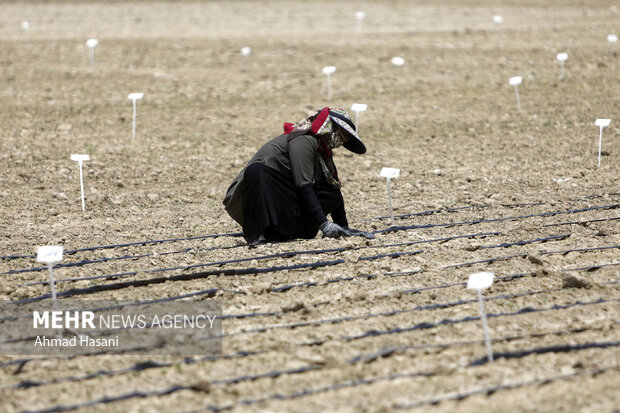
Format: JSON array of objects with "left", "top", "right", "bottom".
[{"left": 248, "top": 235, "right": 267, "bottom": 247}]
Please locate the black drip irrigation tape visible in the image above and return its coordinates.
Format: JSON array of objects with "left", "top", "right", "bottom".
[
  {"left": 9, "top": 245, "right": 347, "bottom": 278},
  {"left": 211, "top": 359, "right": 620, "bottom": 411},
  {"left": 6, "top": 281, "right": 617, "bottom": 374},
  {"left": 17, "top": 231, "right": 499, "bottom": 286},
  {"left": 6, "top": 295, "right": 619, "bottom": 407},
  {"left": 393, "top": 366, "right": 620, "bottom": 410},
  {"left": 442, "top": 243, "right": 620, "bottom": 270},
  {"left": 366, "top": 201, "right": 546, "bottom": 222},
  {"left": 564, "top": 262, "right": 620, "bottom": 272},
  {"left": 12, "top": 259, "right": 347, "bottom": 304},
  {"left": 4, "top": 243, "right": 245, "bottom": 276},
  {"left": 335, "top": 297, "right": 620, "bottom": 344},
  {"left": 543, "top": 216, "right": 620, "bottom": 227},
  {"left": 0, "top": 326, "right": 565, "bottom": 389},
  {"left": 3, "top": 197, "right": 616, "bottom": 264},
  {"left": 8, "top": 348, "right": 267, "bottom": 390},
  {"left": 0, "top": 287, "right": 245, "bottom": 327},
  {"left": 14, "top": 229, "right": 576, "bottom": 312},
  {"left": 470, "top": 340, "right": 620, "bottom": 366},
  {"left": 21, "top": 385, "right": 189, "bottom": 413},
  {"left": 373, "top": 204, "right": 620, "bottom": 234},
  {"left": 223, "top": 287, "right": 619, "bottom": 340},
  {"left": 0, "top": 232, "right": 244, "bottom": 261},
  {"left": 8, "top": 323, "right": 611, "bottom": 393},
  {"left": 441, "top": 253, "right": 528, "bottom": 269},
  {"left": 347, "top": 325, "right": 616, "bottom": 365},
  {"left": 539, "top": 245, "right": 620, "bottom": 256},
  {"left": 478, "top": 234, "right": 570, "bottom": 249}
]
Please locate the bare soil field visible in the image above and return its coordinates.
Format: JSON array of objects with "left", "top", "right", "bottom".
[{"left": 1, "top": 1, "right": 619, "bottom": 412}]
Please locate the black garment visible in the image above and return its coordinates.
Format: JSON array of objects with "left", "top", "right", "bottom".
[{"left": 240, "top": 162, "right": 347, "bottom": 244}]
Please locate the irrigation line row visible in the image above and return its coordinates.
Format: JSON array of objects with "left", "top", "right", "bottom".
[
  {"left": 229, "top": 267, "right": 620, "bottom": 323},
  {"left": 225, "top": 288, "right": 620, "bottom": 340},
  {"left": 0, "top": 232, "right": 243, "bottom": 261},
  {"left": 348, "top": 324, "right": 619, "bottom": 365},
  {"left": 6, "top": 293, "right": 618, "bottom": 397},
  {"left": 0, "top": 288, "right": 245, "bottom": 326},
  {"left": 543, "top": 216, "right": 620, "bottom": 227},
  {"left": 2, "top": 199, "right": 615, "bottom": 264},
  {"left": 12, "top": 212, "right": 571, "bottom": 277},
  {"left": 10, "top": 324, "right": 613, "bottom": 403},
  {"left": 6, "top": 270, "right": 618, "bottom": 359},
  {"left": 335, "top": 297, "right": 620, "bottom": 344},
  {"left": 14, "top": 235, "right": 617, "bottom": 313},
  {"left": 393, "top": 366, "right": 620, "bottom": 410},
  {"left": 12, "top": 231, "right": 580, "bottom": 303},
  {"left": 374, "top": 204, "right": 620, "bottom": 234},
  {"left": 564, "top": 262, "right": 620, "bottom": 272},
  {"left": 24, "top": 340, "right": 619, "bottom": 413},
  {"left": 5, "top": 243, "right": 243, "bottom": 276},
  {"left": 15, "top": 231, "right": 500, "bottom": 284},
  {"left": 11, "top": 259, "right": 346, "bottom": 304},
  {"left": 470, "top": 340, "right": 620, "bottom": 366},
  {"left": 364, "top": 202, "right": 546, "bottom": 222},
  {"left": 388, "top": 192, "right": 618, "bottom": 215},
  {"left": 441, "top": 243, "right": 620, "bottom": 269}
]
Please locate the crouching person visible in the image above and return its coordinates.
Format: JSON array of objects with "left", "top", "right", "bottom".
[{"left": 223, "top": 107, "right": 374, "bottom": 246}]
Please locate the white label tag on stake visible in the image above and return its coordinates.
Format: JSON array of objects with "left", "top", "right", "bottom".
[
  {"left": 556, "top": 52, "right": 568, "bottom": 61},
  {"left": 128, "top": 92, "right": 144, "bottom": 100},
  {"left": 70, "top": 154, "right": 90, "bottom": 162},
  {"left": 493, "top": 15, "right": 503, "bottom": 24},
  {"left": 595, "top": 118, "right": 611, "bottom": 127},
  {"left": 608, "top": 34, "right": 618, "bottom": 43},
  {"left": 21, "top": 21, "right": 30, "bottom": 30},
  {"left": 37, "top": 246, "right": 64, "bottom": 264},
  {"left": 241, "top": 46, "right": 251, "bottom": 56},
  {"left": 509, "top": 76, "right": 522, "bottom": 86},
  {"left": 391, "top": 56, "right": 405, "bottom": 66},
  {"left": 380, "top": 167, "right": 400, "bottom": 178},
  {"left": 86, "top": 38, "right": 98, "bottom": 48},
  {"left": 467, "top": 271, "right": 494, "bottom": 290},
  {"left": 351, "top": 103, "right": 367, "bottom": 112},
  {"left": 322, "top": 66, "right": 336, "bottom": 75},
  {"left": 355, "top": 11, "right": 366, "bottom": 20}
]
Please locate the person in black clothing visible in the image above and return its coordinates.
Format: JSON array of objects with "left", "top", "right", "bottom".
[{"left": 223, "top": 107, "right": 374, "bottom": 246}]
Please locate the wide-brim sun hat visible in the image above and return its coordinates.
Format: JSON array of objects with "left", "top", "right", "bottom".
[
  {"left": 284, "top": 107, "right": 367, "bottom": 154},
  {"left": 328, "top": 108, "right": 366, "bottom": 154}
]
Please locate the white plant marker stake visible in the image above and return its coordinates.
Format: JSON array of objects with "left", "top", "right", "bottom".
[
  {"left": 355, "top": 11, "right": 366, "bottom": 35},
  {"left": 594, "top": 118, "right": 611, "bottom": 167},
  {"left": 391, "top": 56, "right": 405, "bottom": 67},
  {"left": 128, "top": 92, "right": 144, "bottom": 140},
  {"left": 86, "top": 38, "right": 98, "bottom": 65},
  {"left": 509, "top": 76, "right": 522, "bottom": 113},
  {"left": 240, "top": 46, "right": 251, "bottom": 70},
  {"left": 492, "top": 15, "right": 503, "bottom": 34},
  {"left": 322, "top": 66, "right": 336, "bottom": 100},
  {"left": 380, "top": 167, "right": 400, "bottom": 226},
  {"left": 556, "top": 52, "right": 568, "bottom": 79},
  {"left": 607, "top": 34, "right": 617, "bottom": 63},
  {"left": 350, "top": 103, "right": 367, "bottom": 130},
  {"left": 70, "top": 154, "right": 90, "bottom": 211},
  {"left": 37, "top": 246, "right": 63, "bottom": 310},
  {"left": 21, "top": 21, "right": 30, "bottom": 41},
  {"left": 467, "top": 271, "right": 495, "bottom": 363}
]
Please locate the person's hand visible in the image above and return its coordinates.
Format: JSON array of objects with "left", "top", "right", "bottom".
[
  {"left": 346, "top": 227, "right": 375, "bottom": 239},
  {"left": 319, "top": 221, "right": 352, "bottom": 238}
]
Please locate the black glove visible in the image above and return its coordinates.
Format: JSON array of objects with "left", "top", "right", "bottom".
[
  {"left": 319, "top": 221, "right": 352, "bottom": 238},
  {"left": 345, "top": 227, "right": 376, "bottom": 239}
]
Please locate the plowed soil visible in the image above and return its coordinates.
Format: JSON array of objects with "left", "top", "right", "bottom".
[{"left": 1, "top": 1, "right": 619, "bottom": 412}]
